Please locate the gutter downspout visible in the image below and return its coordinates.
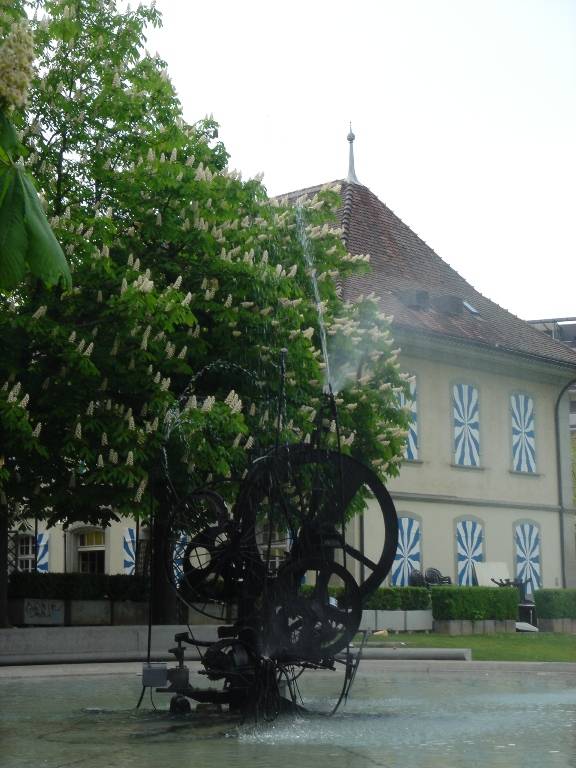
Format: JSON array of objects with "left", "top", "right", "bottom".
[{"left": 554, "top": 378, "right": 576, "bottom": 587}]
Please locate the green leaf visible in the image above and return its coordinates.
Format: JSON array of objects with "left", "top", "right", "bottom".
[
  {"left": 0, "top": 163, "right": 27, "bottom": 290},
  {"left": 20, "top": 170, "right": 72, "bottom": 289},
  {"left": 0, "top": 107, "right": 20, "bottom": 157}
]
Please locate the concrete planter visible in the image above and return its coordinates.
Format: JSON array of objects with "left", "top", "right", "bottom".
[
  {"left": 434, "top": 619, "right": 461, "bottom": 635},
  {"left": 111, "top": 601, "right": 148, "bottom": 625},
  {"left": 435, "top": 618, "right": 516, "bottom": 634},
  {"left": 359, "top": 610, "right": 376, "bottom": 631},
  {"left": 69, "top": 599, "right": 111, "bottom": 625},
  {"left": 483, "top": 619, "right": 496, "bottom": 634},
  {"left": 538, "top": 618, "right": 576, "bottom": 633},
  {"left": 405, "top": 609, "right": 433, "bottom": 631},
  {"left": 8, "top": 598, "right": 65, "bottom": 626},
  {"left": 375, "top": 610, "right": 405, "bottom": 631},
  {"left": 369, "top": 609, "right": 433, "bottom": 632}
]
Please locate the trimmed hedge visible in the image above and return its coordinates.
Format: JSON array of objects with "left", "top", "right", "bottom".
[
  {"left": 363, "top": 587, "right": 431, "bottom": 611},
  {"left": 8, "top": 572, "right": 148, "bottom": 602},
  {"left": 431, "top": 586, "right": 518, "bottom": 620},
  {"left": 534, "top": 589, "right": 576, "bottom": 619},
  {"left": 288, "top": 585, "right": 431, "bottom": 611}
]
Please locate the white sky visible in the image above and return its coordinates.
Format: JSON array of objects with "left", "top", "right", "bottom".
[{"left": 146, "top": 0, "right": 576, "bottom": 322}]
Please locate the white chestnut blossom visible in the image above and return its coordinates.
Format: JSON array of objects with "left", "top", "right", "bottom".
[
  {"left": 224, "top": 390, "right": 242, "bottom": 414},
  {"left": 141, "top": 325, "right": 151, "bottom": 351},
  {"left": 201, "top": 396, "right": 215, "bottom": 413},
  {"left": 0, "top": 20, "right": 34, "bottom": 109},
  {"left": 133, "top": 274, "right": 154, "bottom": 293},
  {"left": 32, "top": 305, "right": 47, "bottom": 320},
  {"left": 5, "top": 382, "right": 18, "bottom": 401},
  {"left": 135, "top": 477, "right": 148, "bottom": 502}
]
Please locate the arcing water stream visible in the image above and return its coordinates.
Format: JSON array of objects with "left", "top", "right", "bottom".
[{"left": 295, "top": 206, "right": 334, "bottom": 393}]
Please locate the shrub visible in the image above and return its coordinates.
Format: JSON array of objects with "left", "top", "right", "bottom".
[
  {"left": 398, "top": 587, "right": 431, "bottom": 611},
  {"left": 534, "top": 589, "right": 576, "bottom": 619},
  {"left": 363, "top": 587, "right": 401, "bottom": 610},
  {"left": 363, "top": 587, "right": 431, "bottom": 611},
  {"left": 431, "top": 586, "right": 518, "bottom": 620},
  {"left": 8, "top": 572, "right": 148, "bottom": 601}
]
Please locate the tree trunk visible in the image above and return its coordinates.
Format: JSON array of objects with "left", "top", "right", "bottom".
[{"left": 150, "top": 509, "right": 178, "bottom": 625}]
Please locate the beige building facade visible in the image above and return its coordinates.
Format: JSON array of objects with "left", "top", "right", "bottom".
[{"left": 376, "top": 338, "right": 576, "bottom": 590}]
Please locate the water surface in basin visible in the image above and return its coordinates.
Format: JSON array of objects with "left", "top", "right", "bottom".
[{"left": 1, "top": 662, "right": 575, "bottom": 768}]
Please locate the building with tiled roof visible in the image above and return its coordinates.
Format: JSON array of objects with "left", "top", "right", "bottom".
[{"left": 285, "top": 135, "right": 576, "bottom": 593}]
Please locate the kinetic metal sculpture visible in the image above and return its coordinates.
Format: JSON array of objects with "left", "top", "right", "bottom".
[{"left": 147, "top": 387, "right": 398, "bottom": 720}]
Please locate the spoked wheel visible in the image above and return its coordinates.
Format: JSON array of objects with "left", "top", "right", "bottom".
[
  {"left": 263, "top": 558, "right": 361, "bottom": 660},
  {"left": 234, "top": 445, "right": 398, "bottom": 598},
  {"left": 168, "top": 490, "right": 264, "bottom": 619}
]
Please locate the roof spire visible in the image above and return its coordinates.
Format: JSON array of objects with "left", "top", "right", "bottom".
[{"left": 347, "top": 123, "right": 359, "bottom": 184}]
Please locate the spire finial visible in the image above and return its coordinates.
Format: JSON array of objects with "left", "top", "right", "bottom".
[{"left": 347, "top": 123, "right": 359, "bottom": 184}]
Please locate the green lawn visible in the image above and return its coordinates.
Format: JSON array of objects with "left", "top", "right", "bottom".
[{"left": 363, "top": 632, "right": 576, "bottom": 662}]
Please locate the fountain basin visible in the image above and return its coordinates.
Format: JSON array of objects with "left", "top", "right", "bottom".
[{"left": 1, "top": 659, "right": 575, "bottom": 768}]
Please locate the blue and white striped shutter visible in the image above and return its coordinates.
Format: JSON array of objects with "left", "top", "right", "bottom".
[
  {"left": 399, "top": 378, "right": 418, "bottom": 461},
  {"left": 36, "top": 532, "right": 49, "bottom": 573},
  {"left": 511, "top": 394, "right": 536, "bottom": 473},
  {"left": 515, "top": 522, "right": 541, "bottom": 597},
  {"left": 392, "top": 517, "right": 421, "bottom": 586},
  {"left": 123, "top": 527, "right": 137, "bottom": 575},
  {"left": 453, "top": 384, "right": 480, "bottom": 467},
  {"left": 456, "top": 520, "right": 484, "bottom": 585},
  {"left": 173, "top": 532, "right": 189, "bottom": 584}
]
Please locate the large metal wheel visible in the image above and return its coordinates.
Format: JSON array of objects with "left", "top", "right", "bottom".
[
  {"left": 263, "top": 558, "right": 362, "bottom": 660},
  {"left": 168, "top": 490, "right": 264, "bottom": 617},
  {"left": 233, "top": 445, "right": 398, "bottom": 598}
]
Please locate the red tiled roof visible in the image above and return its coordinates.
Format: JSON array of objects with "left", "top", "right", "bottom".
[{"left": 283, "top": 181, "right": 576, "bottom": 369}]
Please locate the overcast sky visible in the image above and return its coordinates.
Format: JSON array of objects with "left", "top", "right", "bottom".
[{"left": 146, "top": 0, "right": 575, "bottom": 322}]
